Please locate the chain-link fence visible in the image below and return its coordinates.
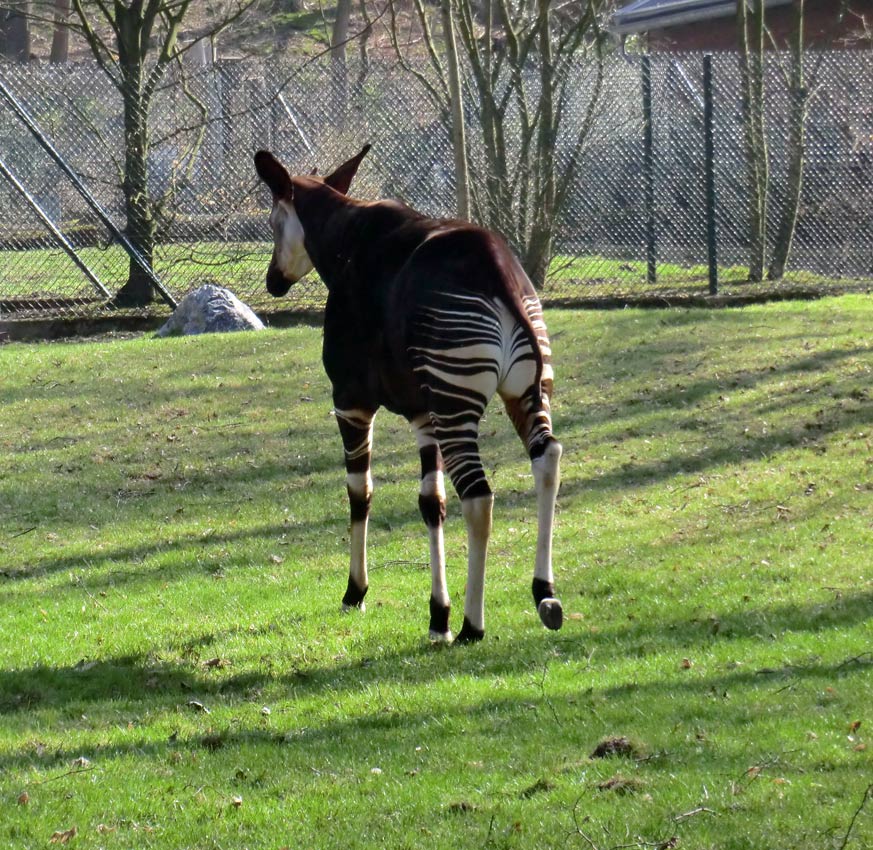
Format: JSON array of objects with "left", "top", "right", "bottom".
[{"left": 0, "top": 50, "right": 871, "bottom": 328}]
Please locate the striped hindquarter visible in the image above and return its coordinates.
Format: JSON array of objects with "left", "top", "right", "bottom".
[
  {"left": 409, "top": 291, "right": 551, "bottom": 497},
  {"left": 408, "top": 291, "right": 563, "bottom": 640}
]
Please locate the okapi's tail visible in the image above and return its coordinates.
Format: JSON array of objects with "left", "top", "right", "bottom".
[{"left": 492, "top": 245, "right": 553, "bottom": 401}]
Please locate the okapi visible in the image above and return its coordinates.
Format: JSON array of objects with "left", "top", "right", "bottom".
[{"left": 254, "top": 145, "right": 563, "bottom": 643}]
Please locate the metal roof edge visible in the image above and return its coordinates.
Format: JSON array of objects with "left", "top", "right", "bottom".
[{"left": 610, "top": 0, "right": 795, "bottom": 36}]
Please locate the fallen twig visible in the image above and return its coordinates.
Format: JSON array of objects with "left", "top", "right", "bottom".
[
  {"left": 837, "top": 782, "right": 873, "bottom": 850},
  {"left": 485, "top": 814, "right": 496, "bottom": 846},
  {"left": 634, "top": 749, "right": 672, "bottom": 764},
  {"left": 537, "top": 662, "right": 561, "bottom": 724},
  {"left": 836, "top": 653, "right": 873, "bottom": 670},
  {"left": 570, "top": 796, "right": 599, "bottom": 850},
  {"left": 29, "top": 766, "right": 96, "bottom": 786},
  {"left": 570, "top": 795, "right": 679, "bottom": 850},
  {"left": 674, "top": 806, "right": 717, "bottom": 821}
]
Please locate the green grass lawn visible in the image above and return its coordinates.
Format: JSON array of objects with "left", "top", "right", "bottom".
[
  {"left": 1, "top": 297, "right": 871, "bottom": 849},
  {"left": 545, "top": 256, "right": 871, "bottom": 299}
]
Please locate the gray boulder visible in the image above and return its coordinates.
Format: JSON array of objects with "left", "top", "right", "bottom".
[{"left": 156, "top": 284, "right": 266, "bottom": 337}]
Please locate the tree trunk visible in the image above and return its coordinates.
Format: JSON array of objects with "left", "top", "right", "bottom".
[
  {"left": 523, "top": 229, "right": 553, "bottom": 291},
  {"left": 50, "top": 0, "right": 71, "bottom": 63},
  {"left": 330, "top": 0, "right": 351, "bottom": 128},
  {"left": 525, "top": 0, "right": 556, "bottom": 288},
  {"left": 0, "top": 2, "right": 31, "bottom": 62},
  {"left": 390, "top": 0, "right": 605, "bottom": 290},
  {"left": 768, "top": 0, "right": 806, "bottom": 280},
  {"left": 441, "top": 0, "right": 470, "bottom": 219},
  {"left": 737, "top": 0, "right": 769, "bottom": 282},
  {"left": 750, "top": 0, "right": 769, "bottom": 281},
  {"left": 113, "top": 71, "right": 158, "bottom": 307},
  {"left": 353, "top": 0, "right": 371, "bottom": 99}
]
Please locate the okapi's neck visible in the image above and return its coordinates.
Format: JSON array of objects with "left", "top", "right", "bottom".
[{"left": 291, "top": 177, "right": 364, "bottom": 288}]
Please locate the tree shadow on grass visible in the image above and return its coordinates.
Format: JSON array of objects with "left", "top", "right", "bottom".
[
  {"left": 0, "top": 643, "right": 870, "bottom": 782},
  {"left": 0, "top": 488, "right": 459, "bottom": 590},
  {"left": 5, "top": 326, "right": 869, "bottom": 591},
  {"left": 554, "top": 343, "right": 871, "bottom": 437},
  {"left": 1, "top": 589, "right": 869, "bottom": 722},
  {"left": 557, "top": 388, "right": 871, "bottom": 498},
  {"left": 0, "top": 519, "right": 325, "bottom": 586}
]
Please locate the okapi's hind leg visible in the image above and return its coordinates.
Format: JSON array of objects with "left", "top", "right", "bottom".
[
  {"left": 410, "top": 415, "right": 452, "bottom": 642},
  {"left": 530, "top": 436, "right": 563, "bottom": 630},
  {"left": 409, "top": 292, "right": 503, "bottom": 643},
  {"left": 502, "top": 389, "right": 563, "bottom": 630},
  {"left": 432, "top": 411, "right": 494, "bottom": 644},
  {"left": 500, "top": 321, "right": 563, "bottom": 631},
  {"left": 335, "top": 407, "right": 376, "bottom": 612}
]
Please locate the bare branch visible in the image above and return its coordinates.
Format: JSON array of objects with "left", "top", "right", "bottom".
[
  {"left": 387, "top": 0, "right": 449, "bottom": 111},
  {"left": 837, "top": 783, "right": 873, "bottom": 850}
]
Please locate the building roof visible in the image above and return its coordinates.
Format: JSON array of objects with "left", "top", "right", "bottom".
[{"left": 610, "top": 0, "right": 794, "bottom": 36}]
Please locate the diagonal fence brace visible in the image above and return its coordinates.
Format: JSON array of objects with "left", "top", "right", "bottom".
[
  {"left": 0, "top": 78, "right": 177, "bottom": 309},
  {"left": 0, "top": 154, "right": 113, "bottom": 300}
]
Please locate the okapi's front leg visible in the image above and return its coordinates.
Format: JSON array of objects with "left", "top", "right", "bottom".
[
  {"left": 335, "top": 408, "right": 376, "bottom": 612},
  {"left": 410, "top": 415, "right": 452, "bottom": 642}
]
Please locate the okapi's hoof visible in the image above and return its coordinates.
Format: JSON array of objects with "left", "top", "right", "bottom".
[
  {"left": 532, "top": 578, "right": 562, "bottom": 630},
  {"left": 429, "top": 597, "right": 451, "bottom": 641},
  {"left": 537, "top": 597, "right": 563, "bottom": 631},
  {"left": 341, "top": 577, "right": 368, "bottom": 613},
  {"left": 455, "top": 617, "right": 485, "bottom": 644}
]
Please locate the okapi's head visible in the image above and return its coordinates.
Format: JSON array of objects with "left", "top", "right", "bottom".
[{"left": 254, "top": 145, "right": 371, "bottom": 296}]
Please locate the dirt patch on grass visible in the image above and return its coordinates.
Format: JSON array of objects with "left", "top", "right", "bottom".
[
  {"left": 597, "top": 774, "right": 647, "bottom": 795},
  {"left": 590, "top": 736, "right": 644, "bottom": 760}
]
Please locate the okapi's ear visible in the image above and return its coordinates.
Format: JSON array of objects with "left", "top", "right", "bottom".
[
  {"left": 254, "top": 150, "right": 293, "bottom": 198},
  {"left": 324, "top": 144, "right": 371, "bottom": 195}
]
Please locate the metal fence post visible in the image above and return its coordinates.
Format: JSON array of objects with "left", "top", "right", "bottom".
[
  {"left": 703, "top": 54, "right": 719, "bottom": 296},
  {"left": 641, "top": 55, "right": 657, "bottom": 286}
]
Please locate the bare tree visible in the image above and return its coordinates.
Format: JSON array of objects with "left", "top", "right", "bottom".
[
  {"left": 767, "top": 0, "right": 805, "bottom": 280},
  {"left": 330, "top": 0, "right": 352, "bottom": 122},
  {"left": 390, "top": 0, "right": 611, "bottom": 288},
  {"left": 352, "top": 0, "right": 372, "bottom": 97},
  {"left": 739, "top": 0, "right": 854, "bottom": 281},
  {"left": 63, "top": 0, "right": 256, "bottom": 306},
  {"left": 440, "top": 0, "right": 470, "bottom": 219},
  {"left": 49, "top": 0, "right": 70, "bottom": 62}
]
